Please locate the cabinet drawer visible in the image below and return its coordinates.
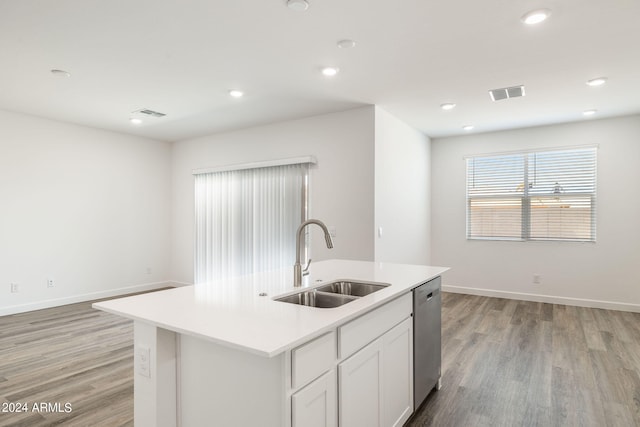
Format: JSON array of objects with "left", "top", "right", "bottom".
[
  {"left": 338, "top": 293, "right": 412, "bottom": 359},
  {"left": 292, "top": 331, "right": 336, "bottom": 389}
]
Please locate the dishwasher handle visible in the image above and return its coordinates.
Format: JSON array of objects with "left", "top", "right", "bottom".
[{"left": 415, "top": 288, "right": 439, "bottom": 306}]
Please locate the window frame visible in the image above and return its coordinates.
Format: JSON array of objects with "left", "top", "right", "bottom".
[{"left": 465, "top": 146, "right": 597, "bottom": 243}]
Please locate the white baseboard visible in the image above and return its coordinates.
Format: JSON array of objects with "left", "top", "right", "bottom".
[
  {"left": 0, "top": 281, "right": 176, "bottom": 317},
  {"left": 170, "top": 281, "right": 193, "bottom": 287},
  {"left": 443, "top": 285, "right": 640, "bottom": 313}
]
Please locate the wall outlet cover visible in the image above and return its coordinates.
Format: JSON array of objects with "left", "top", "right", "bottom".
[{"left": 136, "top": 346, "right": 151, "bottom": 378}]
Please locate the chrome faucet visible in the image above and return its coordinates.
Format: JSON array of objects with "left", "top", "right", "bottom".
[{"left": 294, "top": 219, "right": 334, "bottom": 287}]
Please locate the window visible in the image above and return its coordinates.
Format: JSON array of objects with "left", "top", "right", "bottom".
[
  {"left": 466, "top": 146, "right": 597, "bottom": 242},
  {"left": 194, "top": 159, "right": 311, "bottom": 283}
]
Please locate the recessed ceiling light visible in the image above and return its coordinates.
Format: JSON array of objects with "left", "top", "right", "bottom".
[
  {"left": 321, "top": 67, "right": 340, "bottom": 77},
  {"left": 440, "top": 103, "right": 456, "bottom": 111},
  {"left": 337, "top": 39, "right": 356, "bottom": 49},
  {"left": 50, "top": 69, "right": 71, "bottom": 78},
  {"left": 582, "top": 109, "right": 597, "bottom": 116},
  {"left": 229, "top": 89, "right": 244, "bottom": 98},
  {"left": 462, "top": 125, "right": 475, "bottom": 131},
  {"left": 521, "top": 9, "right": 551, "bottom": 25},
  {"left": 287, "top": 0, "right": 309, "bottom": 11},
  {"left": 586, "top": 77, "right": 608, "bottom": 87},
  {"left": 129, "top": 118, "right": 143, "bottom": 125}
]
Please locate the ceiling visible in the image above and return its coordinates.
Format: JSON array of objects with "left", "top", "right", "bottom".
[{"left": 1, "top": 0, "right": 639, "bottom": 142}]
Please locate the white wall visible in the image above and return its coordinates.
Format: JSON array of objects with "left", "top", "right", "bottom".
[
  {"left": 431, "top": 114, "right": 640, "bottom": 311},
  {"left": 374, "top": 107, "right": 431, "bottom": 264},
  {"left": 170, "top": 107, "right": 376, "bottom": 284},
  {"left": 0, "top": 109, "right": 172, "bottom": 315}
]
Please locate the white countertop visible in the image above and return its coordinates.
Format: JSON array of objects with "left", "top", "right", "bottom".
[{"left": 93, "top": 259, "right": 448, "bottom": 357}]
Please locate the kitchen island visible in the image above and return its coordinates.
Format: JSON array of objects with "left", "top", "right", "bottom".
[{"left": 93, "top": 259, "right": 448, "bottom": 427}]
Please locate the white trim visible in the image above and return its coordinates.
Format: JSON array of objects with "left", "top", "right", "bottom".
[
  {"left": 463, "top": 143, "right": 598, "bottom": 160},
  {"left": 443, "top": 285, "right": 640, "bottom": 313},
  {"left": 0, "top": 281, "right": 175, "bottom": 317},
  {"left": 170, "top": 281, "right": 193, "bottom": 287},
  {"left": 192, "top": 156, "right": 317, "bottom": 175},
  {"left": 175, "top": 333, "right": 183, "bottom": 427}
]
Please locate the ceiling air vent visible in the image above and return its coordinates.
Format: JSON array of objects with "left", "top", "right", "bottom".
[
  {"left": 488, "top": 85, "right": 525, "bottom": 102},
  {"left": 132, "top": 108, "right": 167, "bottom": 118}
]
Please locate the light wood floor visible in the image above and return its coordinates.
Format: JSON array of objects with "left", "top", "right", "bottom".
[
  {"left": 409, "top": 293, "right": 640, "bottom": 427},
  {"left": 0, "top": 301, "right": 134, "bottom": 426},
  {"left": 1, "top": 293, "right": 639, "bottom": 426}
]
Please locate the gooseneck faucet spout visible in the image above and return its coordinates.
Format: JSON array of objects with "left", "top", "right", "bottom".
[{"left": 294, "top": 219, "right": 334, "bottom": 287}]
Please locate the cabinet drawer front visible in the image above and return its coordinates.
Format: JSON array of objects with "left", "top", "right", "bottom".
[
  {"left": 292, "top": 331, "right": 336, "bottom": 389},
  {"left": 338, "top": 293, "right": 412, "bottom": 359}
]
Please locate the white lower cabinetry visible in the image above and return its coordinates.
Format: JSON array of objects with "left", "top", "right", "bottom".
[
  {"left": 177, "top": 294, "right": 414, "bottom": 427},
  {"left": 292, "top": 370, "right": 337, "bottom": 427},
  {"left": 382, "top": 317, "right": 413, "bottom": 427},
  {"left": 339, "top": 335, "right": 384, "bottom": 426},
  {"left": 338, "top": 317, "right": 413, "bottom": 427}
]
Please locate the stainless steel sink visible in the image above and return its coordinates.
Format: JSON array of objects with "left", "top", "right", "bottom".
[
  {"left": 316, "top": 280, "right": 390, "bottom": 297},
  {"left": 276, "top": 291, "right": 357, "bottom": 308},
  {"left": 275, "top": 280, "right": 390, "bottom": 308}
]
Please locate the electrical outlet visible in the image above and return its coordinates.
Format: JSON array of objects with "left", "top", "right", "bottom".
[
  {"left": 136, "top": 346, "right": 151, "bottom": 378},
  {"left": 533, "top": 274, "right": 541, "bottom": 284},
  {"left": 11, "top": 283, "right": 19, "bottom": 293},
  {"left": 47, "top": 278, "right": 55, "bottom": 288}
]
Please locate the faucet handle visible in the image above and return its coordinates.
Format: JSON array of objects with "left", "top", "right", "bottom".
[{"left": 302, "top": 259, "right": 312, "bottom": 276}]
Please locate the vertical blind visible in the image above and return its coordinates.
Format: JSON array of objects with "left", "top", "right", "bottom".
[
  {"left": 194, "top": 162, "right": 308, "bottom": 283},
  {"left": 466, "top": 146, "right": 597, "bottom": 242}
]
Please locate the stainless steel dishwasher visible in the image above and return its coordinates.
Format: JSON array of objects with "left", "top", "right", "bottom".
[{"left": 413, "top": 276, "right": 442, "bottom": 409}]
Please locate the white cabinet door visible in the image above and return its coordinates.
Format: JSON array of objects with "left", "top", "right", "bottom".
[
  {"left": 339, "top": 317, "right": 413, "bottom": 427},
  {"left": 339, "top": 337, "right": 383, "bottom": 427},
  {"left": 292, "top": 370, "right": 337, "bottom": 427},
  {"left": 382, "top": 317, "right": 413, "bottom": 427}
]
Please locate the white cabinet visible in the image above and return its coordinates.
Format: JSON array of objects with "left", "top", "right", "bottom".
[
  {"left": 339, "top": 336, "right": 383, "bottom": 426},
  {"left": 382, "top": 317, "right": 413, "bottom": 427},
  {"left": 338, "top": 293, "right": 412, "bottom": 359},
  {"left": 289, "top": 293, "right": 415, "bottom": 427},
  {"left": 292, "top": 332, "right": 336, "bottom": 389},
  {"left": 338, "top": 317, "right": 413, "bottom": 427},
  {"left": 292, "top": 370, "right": 337, "bottom": 427}
]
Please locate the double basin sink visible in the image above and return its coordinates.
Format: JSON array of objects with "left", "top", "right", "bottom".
[{"left": 276, "top": 280, "right": 390, "bottom": 308}]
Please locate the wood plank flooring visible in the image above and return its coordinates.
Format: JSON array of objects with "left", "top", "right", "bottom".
[
  {"left": 408, "top": 293, "right": 640, "bottom": 427},
  {"left": 0, "top": 301, "right": 134, "bottom": 426},
  {"left": 1, "top": 292, "right": 639, "bottom": 426}
]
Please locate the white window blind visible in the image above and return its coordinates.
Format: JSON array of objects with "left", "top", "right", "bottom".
[
  {"left": 194, "top": 162, "right": 309, "bottom": 283},
  {"left": 466, "top": 146, "right": 597, "bottom": 242}
]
